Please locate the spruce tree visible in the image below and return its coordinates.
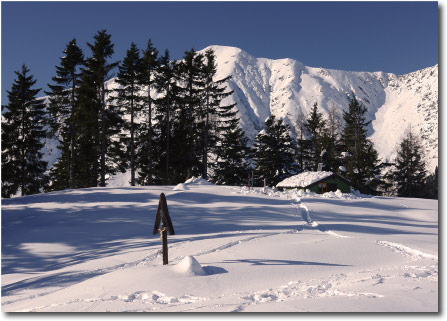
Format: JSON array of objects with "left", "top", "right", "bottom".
[
  {"left": 212, "top": 102, "right": 251, "bottom": 185},
  {"left": 424, "top": 166, "right": 438, "bottom": 199},
  {"left": 393, "top": 128, "right": 427, "bottom": 197},
  {"left": 154, "top": 49, "right": 178, "bottom": 184},
  {"left": 340, "top": 95, "right": 381, "bottom": 191},
  {"left": 295, "top": 109, "right": 312, "bottom": 172},
  {"left": 201, "top": 49, "right": 233, "bottom": 179},
  {"left": 80, "top": 30, "right": 122, "bottom": 187},
  {"left": 253, "top": 115, "right": 298, "bottom": 186},
  {"left": 1, "top": 65, "right": 48, "bottom": 197},
  {"left": 137, "top": 39, "right": 159, "bottom": 185},
  {"left": 115, "top": 42, "right": 143, "bottom": 186},
  {"left": 304, "top": 102, "right": 326, "bottom": 170},
  {"left": 45, "top": 39, "right": 84, "bottom": 191},
  {"left": 319, "top": 106, "right": 343, "bottom": 173},
  {"left": 177, "top": 49, "right": 205, "bottom": 179}
]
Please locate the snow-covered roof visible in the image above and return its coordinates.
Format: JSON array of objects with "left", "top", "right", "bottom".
[{"left": 276, "top": 171, "right": 334, "bottom": 188}]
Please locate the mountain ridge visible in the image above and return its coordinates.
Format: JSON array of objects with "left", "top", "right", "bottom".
[{"left": 199, "top": 45, "right": 438, "bottom": 172}]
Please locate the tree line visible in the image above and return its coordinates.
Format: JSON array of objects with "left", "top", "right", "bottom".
[{"left": 1, "top": 30, "right": 437, "bottom": 199}]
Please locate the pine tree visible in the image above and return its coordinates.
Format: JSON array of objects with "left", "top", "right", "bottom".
[
  {"left": 319, "top": 106, "right": 343, "bottom": 172},
  {"left": 393, "top": 128, "right": 427, "bottom": 197},
  {"left": 137, "top": 39, "right": 159, "bottom": 185},
  {"left": 79, "top": 30, "right": 122, "bottom": 187},
  {"left": 45, "top": 39, "right": 84, "bottom": 191},
  {"left": 177, "top": 49, "right": 205, "bottom": 179},
  {"left": 201, "top": 49, "right": 233, "bottom": 179},
  {"left": 424, "top": 166, "right": 438, "bottom": 199},
  {"left": 295, "top": 109, "right": 312, "bottom": 172},
  {"left": 1, "top": 65, "right": 48, "bottom": 197},
  {"left": 212, "top": 102, "right": 251, "bottom": 185},
  {"left": 154, "top": 49, "right": 178, "bottom": 184},
  {"left": 304, "top": 102, "right": 326, "bottom": 170},
  {"left": 115, "top": 42, "right": 143, "bottom": 186},
  {"left": 340, "top": 95, "right": 381, "bottom": 191},
  {"left": 253, "top": 115, "right": 298, "bottom": 186}
]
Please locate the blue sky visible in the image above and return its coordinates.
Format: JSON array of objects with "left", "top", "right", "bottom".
[{"left": 1, "top": 1, "right": 438, "bottom": 103}]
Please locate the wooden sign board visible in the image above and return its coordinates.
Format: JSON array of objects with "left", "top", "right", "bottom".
[
  {"left": 153, "top": 193, "right": 175, "bottom": 265},
  {"left": 153, "top": 193, "right": 175, "bottom": 235}
]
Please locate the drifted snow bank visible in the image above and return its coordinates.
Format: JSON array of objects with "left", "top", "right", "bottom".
[
  {"left": 236, "top": 186, "right": 369, "bottom": 200},
  {"left": 173, "top": 183, "right": 189, "bottom": 191},
  {"left": 174, "top": 256, "right": 207, "bottom": 276},
  {"left": 184, "top": 176, "right": 213, "bottom": 185}
]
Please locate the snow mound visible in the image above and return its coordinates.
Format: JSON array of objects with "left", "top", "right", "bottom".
[
  {"left": 184, "top": 176, "right": 213, "bottom": 185},
  {"left": 277, "top": 171, "right": 333, "bottom": 188},
  {"left": 174, "top": 256, "right": 207, "bottom": 276},
  {"left": 173, "top": 183, "right": 189, "bottom": 191}
]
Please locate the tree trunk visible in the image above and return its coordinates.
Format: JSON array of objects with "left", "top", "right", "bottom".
[
  {"left": 202, "top": 92, "right": 209, "bottom": 179},
  {"left": 186, "top": 82, "right": 194, "bottom": 179},
  {"left": 100, "top": 84, "right": 106, "bottom": 187},
  {"left": 165, "top": 90, "right": 170, "bottom": 185},
  {"left": 147, "top": 85, "right": 153, "bottom": 185},
  {"left": 70, "top": 77, "right": 76, "bottom": 189},
  {"left": 130, "top": 85, "right": 135, "bottom": 186}
]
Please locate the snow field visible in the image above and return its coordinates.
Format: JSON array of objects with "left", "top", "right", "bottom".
[{"left": 2, "top": 182, "right": 438, "bottom": 312}]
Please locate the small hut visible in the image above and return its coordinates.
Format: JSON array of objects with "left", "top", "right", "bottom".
[{"left": 276, "top": 171, "right": 352, "bottom": 193}]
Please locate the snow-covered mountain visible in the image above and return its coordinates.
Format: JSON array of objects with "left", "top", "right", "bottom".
[
  {"left": 40, "top": 45, "right": 438, "bottom": 175},
  {"left": 200, "top": 46, "right": 438, "bottom": 172}
]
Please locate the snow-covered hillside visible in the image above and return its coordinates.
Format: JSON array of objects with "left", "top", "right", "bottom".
[
  {"left": 200, "top": 46, "right": 438, "bottom": 172},
  {"left": 1, "top": 182, "right": 438, "bottom": 312}
]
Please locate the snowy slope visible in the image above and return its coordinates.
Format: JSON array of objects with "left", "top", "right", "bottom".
[
  {"left": 198, "top": 46, "right": 438, "bottom": 172},
  {"left": 1, "top": 184, "right": 438, "bottom": 312}
]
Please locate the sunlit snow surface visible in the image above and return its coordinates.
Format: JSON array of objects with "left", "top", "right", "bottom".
[
  {"left": 1, "top": 182, "right": 438, "bottom": 312},
  {"left": 276, "top": 171, "right": 334, "bottom": 188}
]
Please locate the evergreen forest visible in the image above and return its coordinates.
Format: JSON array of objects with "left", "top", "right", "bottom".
[{"left": 1, "top": 30, "right": 438, "bottom": 199}]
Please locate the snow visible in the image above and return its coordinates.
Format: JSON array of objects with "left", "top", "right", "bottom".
[
  {"left": 174, "top": 256, "right": 206, "bottom": 276},
  {"left": 173, "top": 183, "right": 189, "bottom": 191},
  {"left": 39, "top": 46, "right": 438, "bottom": 177},
  {"left": 276, "top": 171, "right": 334, "bottom": 188},
  {"left": 184, "top": 176, "right": 213, "bottom": 185},
  {"left": 1, "top": 184, "right": 438, "bottom": 312},
  {"left": 197, "top": 46, "right": 438, "bottom": 172}
]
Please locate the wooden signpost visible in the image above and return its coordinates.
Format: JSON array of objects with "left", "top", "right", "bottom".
[{"left": 153, "top": 193, "right": 175, "bottom": 265}]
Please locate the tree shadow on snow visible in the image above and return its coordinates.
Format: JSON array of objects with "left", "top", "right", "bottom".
[{"left": 223, "top": 258, "right": 350, "bottom": 267}]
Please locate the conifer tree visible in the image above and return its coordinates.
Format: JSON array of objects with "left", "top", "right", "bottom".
[
  {"left": 340, "top": 95, "right": 380, "bottom": 191},
  {"left": 115, "top": 42, "right": 143, "bottom": 186},
  {"left": 253, "top": 115, "right": 298, "bottom": 186},
  {"left": 393, "top": 127, "right": 427, "bottom": 197},
  {"left": 201, "top": 49, "right": 233, "bottom": 179},
  {"left": 79, "top": 30, "right": 122, "bottom": 187},
  {"left": 1, "top": 65, "right": 48, "bottom": 197},
  {"left": 154, "top": 49, "right": 178, "bottom": 184},
  {"left": 177, "top": 49, "right": 205, "bottom": 179},
  {"left": 304, "top": 102, "right": 326, "bottom": 170},
  {"left": 45, "top": 39, "right": 84, "bottom": 191},
  {"left": 295, "top": 109, "right": 312, "bottom": 172},
  {"left": 424, "top": 166, "right": 438, "bottom": 199},
  {"left": 319, "top": 106, "right": 343, "bottom": 172},
  {"left": 137, "top": 39, "right": 159, "bottom": 185},
  {"left": 212, "top": 103, "right": 251, "bottom": 185}
]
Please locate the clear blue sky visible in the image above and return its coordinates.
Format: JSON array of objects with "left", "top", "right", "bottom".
[{"left": 1, "top": 1, "right": 438, "bottom": 103}]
